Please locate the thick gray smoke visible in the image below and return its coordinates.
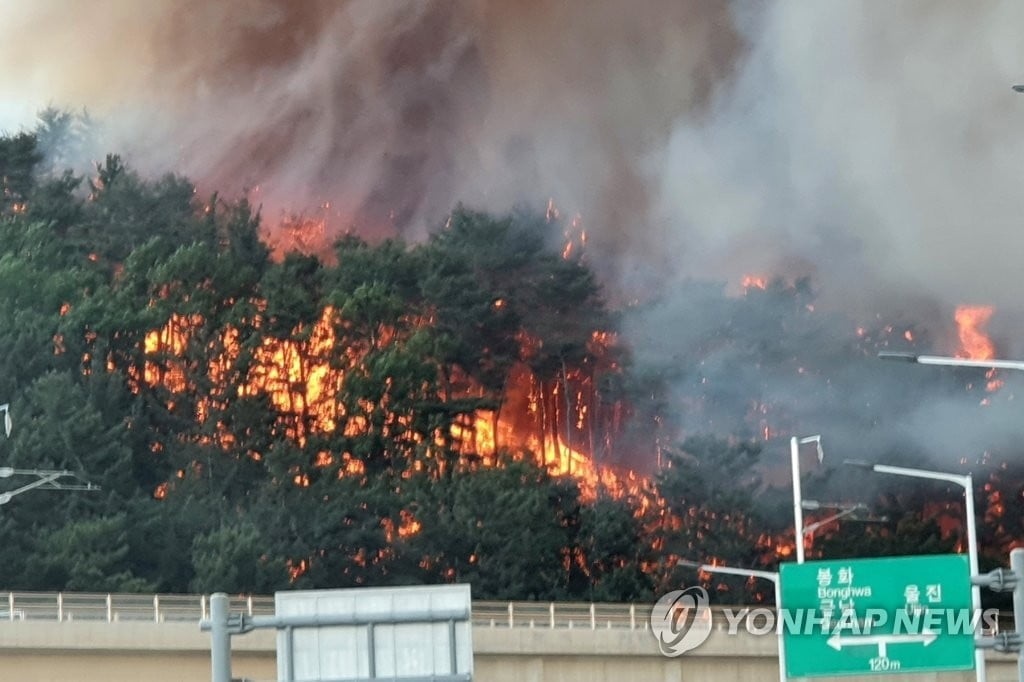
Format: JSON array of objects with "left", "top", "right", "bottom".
[
  {"left": 4, "top": 2, "right": 1023, "bottom": 311},
  {"left": 4, "top": 1, "right": 1024, "bottom": 475},
  {"left": 0, "top": 0, "right": 735, "bottom": 255},
  {"left": 653, "top": 2, "right": 1024, "bottom": 324},
  {"left": 625, "top": 1, "right": 1024, "bottom": 479}
]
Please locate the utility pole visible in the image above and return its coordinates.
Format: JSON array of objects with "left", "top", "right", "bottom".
[
  {"left": 0, "top": 402, "right": 100, "bottom": 504},
  {"left": 698, "top": 563, "right": 786, "bottom": 682},
  {"left": 1013, "top": 549, "right": 1024, "bottom": 681},
  {"left": 973, "top": 548, "right": 1024, "bottom": 681},
  {"left": 208, "top": 593, "right": 232, "bottom": 682}
]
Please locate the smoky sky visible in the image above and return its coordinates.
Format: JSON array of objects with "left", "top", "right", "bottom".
[
  {"left": 0, "top": 1, "right": 736, "bottom": 256},
  {"left": 4, "top": 1, "right": 1024, "bottom": 476},
  {"left": 3, "top": 2, "right": 1023, "bottom": 314}
]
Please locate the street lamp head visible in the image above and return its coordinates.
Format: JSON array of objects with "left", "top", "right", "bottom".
[
  {"left": 798, "top": 434, "right": 824, "bottom": 462},
  {"left": 843, "top": 458, "right": 877, "bottom": 471},
  {"left": 878, "top": 351, "right": 918, "bottom": 363}
]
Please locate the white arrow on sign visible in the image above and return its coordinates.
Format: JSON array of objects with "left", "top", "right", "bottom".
[{"left": 827, "top": 631, "right": 937, "bottom": 659}]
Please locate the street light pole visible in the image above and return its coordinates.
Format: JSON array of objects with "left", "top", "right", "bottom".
[
  {"left": 0, "top": 467, "right": 99, "bottom": 504},
  {"left": 700, "top": 564, "right": 786, "bottom": 682},
  {"left": 875, "top": 348, "right": 1024, "bottom": 681},
  {"left": 846, "top": 460, "right": 985, "bottom": 681},
  {"left": 791, "top": 435, "right": 823, "bottom": 563},
  {"left": 879, "top": 352, "right": 1024, "bottom": 372},
  {"left": 0, "top": 402, "right": 100, "bottom": 505},
  {"left": 801, "top": 502, "right": 868, "bottom": 538}
]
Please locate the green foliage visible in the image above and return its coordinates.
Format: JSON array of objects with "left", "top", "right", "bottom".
[
  {"left": 190, "top": 521, "right": 283, "bottom": 593},
  {"left": 651, "top": 436, "right": 770, "bottom": 602},
  {"left": 0, "top": 132, "right": 41, "bottom": 210},
  {"left": 402, "top": 456, "right": 582, "bottom": 600},
  {"left": 576, "top": 496, "right": 655, "bottom": 601},
  {"left": 24, "top": 515, "right": 154, "bottom": 592}
]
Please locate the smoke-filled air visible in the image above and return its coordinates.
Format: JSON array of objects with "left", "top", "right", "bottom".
[{"left": 2, "top": 0, "right": 1024, "bottom": 600}]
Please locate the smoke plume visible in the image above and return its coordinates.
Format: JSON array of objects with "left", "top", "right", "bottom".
[
  {"left": 5, "top": 1, "right": 1024, "bottom": 474},
  {"left": 0, "top": 1, "right": 734, "bottom": 251}
]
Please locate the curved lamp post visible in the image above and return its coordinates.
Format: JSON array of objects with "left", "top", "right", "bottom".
[
  {"left": 790, "top": 435, "right": 824, "bottom": 563},
  {"left": 846, "top": 458, "right": 985, "bottom": 681},
  {"left": 0, "top": 404, "right": 10, "bottom": 438}
]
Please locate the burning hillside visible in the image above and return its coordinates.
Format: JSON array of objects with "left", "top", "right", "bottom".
[
  {"left": 6, "top": 134, "right": 1024, "bottom": 598},
  {"left": 3, "top": 1, "right": 1024, "bottom": 600}
]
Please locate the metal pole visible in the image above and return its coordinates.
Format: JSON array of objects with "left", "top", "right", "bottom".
[
  {"left": 964, "top": 476, "right": 987, "bottom": 682},
  {"left": 774, "top": 576, "right": 787, "bottom": 682},
  {"left": 1010, "top": 548, "right": 1024, "bottom": 682},
  {"left": 701, "top": 564, "right": 785, "bottom": 682},
  {"left": 367, "top": 623, "right": 376, "bottom": 678},
  {"left": 209, "top": 592, "right": 232, "bottom": 682},
  {"left": 863, "top": 464, "right": 987, "bottom": 680},
  {"left": 283, "top": 625, "right": 294, "bottom": 682},
  {"left": 790, "top": 437, "right": 805, "bottom": 563},
  {"left": 448, "top": 619, "right": 458, "bottom": 675}
]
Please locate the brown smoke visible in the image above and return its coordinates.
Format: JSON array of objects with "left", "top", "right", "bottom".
[
  {"left": 6, "top": 2, "right": 1024, "bottom": 327},
  {"left": 0, "top": 0, "right": 738, "bottom": 263}
]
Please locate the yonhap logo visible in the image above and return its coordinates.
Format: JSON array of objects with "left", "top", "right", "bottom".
[{"left": 650, "top": 586, "right": 713, "bottom": 656}]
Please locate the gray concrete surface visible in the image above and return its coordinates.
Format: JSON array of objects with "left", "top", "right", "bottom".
[{"left": 0, "top": 619, "right": 1017, "bottom": 681}]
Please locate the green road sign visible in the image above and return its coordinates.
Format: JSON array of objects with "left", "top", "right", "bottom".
[{"left": 780, "top": 554, "right": 975, "bottom": 677}]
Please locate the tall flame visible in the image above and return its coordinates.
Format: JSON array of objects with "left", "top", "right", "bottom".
[
  {"left": 134, "top": 305, "right": 651, "bottom": 505},
  {"left": 954, "top": 305, "right": 995, "bottom": 360}
]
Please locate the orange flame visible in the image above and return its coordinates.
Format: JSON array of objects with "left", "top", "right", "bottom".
[
  {"left": 954, "top": 305, "right": 995, "bottom": 360},
  {"left": 133, "top": 305, "right": 654, "bottom": 508},
  {"left": 741, "top": 275, "right": 767, "bottom": 291}
]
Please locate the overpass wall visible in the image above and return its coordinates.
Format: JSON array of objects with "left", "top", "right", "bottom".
[{"left": 0, "top": 620, "right": 1018, "bottom": 682}]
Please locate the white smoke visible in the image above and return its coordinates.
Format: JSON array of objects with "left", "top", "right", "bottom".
[{"left": 654, "top": 2, "right": 1024, "bottom": 328}]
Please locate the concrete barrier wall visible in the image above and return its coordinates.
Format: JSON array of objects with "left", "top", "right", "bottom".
[{"left": 0, "top": 620, "right": 1017, "bottom": 682}]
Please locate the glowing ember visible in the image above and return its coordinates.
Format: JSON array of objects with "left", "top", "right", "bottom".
[{"left": 985, "top": 368, "right": 1004, "bottom": 393}]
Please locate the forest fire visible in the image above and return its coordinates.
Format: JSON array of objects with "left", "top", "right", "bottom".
[
  {"left": 135, "top": 301, "right": 650, "bottom": 504},
  {"left": 4, "top": 0, "right": 1024, "bottom": 604},
  {"left": 127, "top": 270, "right": 1021, "bottom": 581},
  {"left": 77, "top": 229, "right": 1021, "bottom": 593}
]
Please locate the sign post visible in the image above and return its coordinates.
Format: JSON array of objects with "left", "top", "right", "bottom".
[{"left": 780, "top": 554, "right": 975, "bottom": 678}]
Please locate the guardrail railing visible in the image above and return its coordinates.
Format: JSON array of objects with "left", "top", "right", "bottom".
[
  {"left": 0, "top": 592, "right": 1013, "bottom": 634},
  {"left": 0, "top": 592, "right": 275, "bottom": 623},
  {"left": 0, "top": 592, "right": 660, "bottom": 628}
]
